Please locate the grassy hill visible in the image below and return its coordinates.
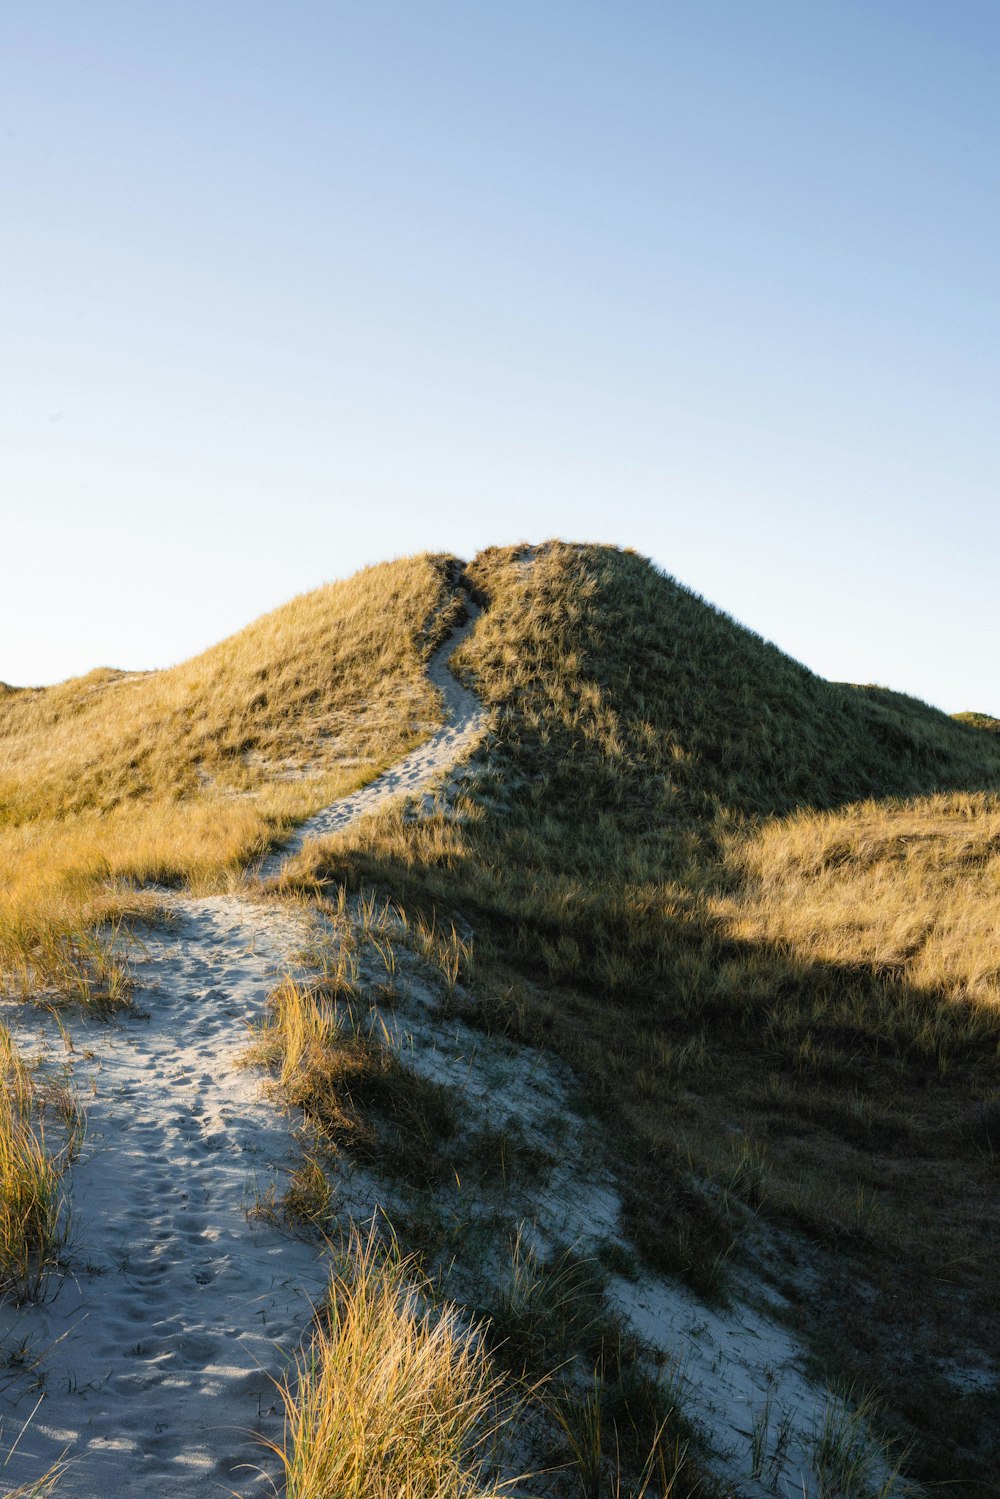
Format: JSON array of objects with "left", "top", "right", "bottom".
[
  {"left": 5, "top": 539, "right": 1000, "bottom": 1487},
  {"left": 0, "top": 552, "right": 462, "bottom": 999},
  {"left": 287, "top": 541, "right": 1000, "bottom": 1487}
]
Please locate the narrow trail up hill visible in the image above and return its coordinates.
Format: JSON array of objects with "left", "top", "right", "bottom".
[{"left": 0, "top": 602, "right": 487, "bottom": 1498}]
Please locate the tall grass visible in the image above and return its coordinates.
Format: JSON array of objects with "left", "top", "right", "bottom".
[
  {"left": 724, "top": 790, "right": 1000, "bottom": 1013},
  {"left": 273, "top": 1227, "right": 511, "bottom": 1499},
  {"left": 0, "top": 1026, "right": 76, "bottom": 1300}
]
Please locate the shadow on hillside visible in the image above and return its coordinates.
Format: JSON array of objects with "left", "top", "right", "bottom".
[{"left": 279, "top": 823, "right": 999, "bottom": 1490}]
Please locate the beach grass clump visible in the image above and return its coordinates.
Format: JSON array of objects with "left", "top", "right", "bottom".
[
  {"left": 274, "top": 1227, "right": 510, "bottom": 1499},
  {"left": 245, "top": 974, "right": 458, "bottom": 1186},
  {"left": 0, "top": 1025, "right": 76, "bottom": 1300}
]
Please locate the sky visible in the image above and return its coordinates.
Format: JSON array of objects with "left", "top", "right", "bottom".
[{"left": 3, "top": 1, "right": 998, "bottom": 711}]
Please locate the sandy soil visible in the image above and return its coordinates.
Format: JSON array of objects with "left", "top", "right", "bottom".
[
  {"left": 0, "top": 611, "right": 487, "bottom": 1498},
  {"left": 0, "top": 898, "right": 327, "bottom": 1496},
  {"left": 322, "top": 919, "right": 866, "bottom": 1499}
]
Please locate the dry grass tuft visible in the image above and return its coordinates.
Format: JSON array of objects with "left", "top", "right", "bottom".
[
  {"left": 272, "top": 1226, "right": 513, "bottom": 1499},
  {"left": 0, "top": 1026, "right": 77, "bottom": 1300},
  {"left": 0, "top": 1461, "right": 66, "bottom": 1498},
  {"left": 245, "top": 973, "right": 458, "bottom": 1186}
]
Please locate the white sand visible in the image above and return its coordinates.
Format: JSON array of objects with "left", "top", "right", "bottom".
[
  {"left": 0, "top": 599, "right": 895, "bottom": 1497},
  {"left": 0, "top": 897, "right": 330, "bottom": 1496},
  {"left": 321, "top": 920, "right": 876, "bottom": 1499}
]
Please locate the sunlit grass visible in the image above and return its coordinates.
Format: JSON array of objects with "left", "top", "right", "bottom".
[
  {"left": 723, "top": 790, "right": 1000, "bottom": 1012},
  {"left": 271, "top": 1226, "right": 512, "bottom": 1499},
  {"left": 0, "top": 553, "right": 460, "bottom": 1001},
  {"left": 0, "top": 1025, "right": 78, "bottom": 1300},
  {"left": 284, "top": 540, "right": 1000, "bottom": 1487},
  {"left": 6, "top": 535, "right": 1000, "bottom": 1484}
]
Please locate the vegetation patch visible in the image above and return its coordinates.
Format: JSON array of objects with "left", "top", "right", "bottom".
[
  {"left": 245, "top": 974, "right": 460, "bottom": 1188},
  {"left": 0, "top": 1024, "right": 78, "bottom": 1301},
  {"left": 271, "top": 1226, "right": 514, "bottom": 1499}
]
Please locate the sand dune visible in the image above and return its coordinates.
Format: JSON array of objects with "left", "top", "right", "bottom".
[{"left": 0, "top": 595, "right": 882, "bottom": 1498}]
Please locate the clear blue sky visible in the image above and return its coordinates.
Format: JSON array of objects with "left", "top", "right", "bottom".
[{"left": 3, "top": 2, "right": 998, "bottom": 711}]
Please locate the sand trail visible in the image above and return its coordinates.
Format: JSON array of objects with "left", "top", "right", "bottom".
[
  {"left": 0, "top": 607, "right": 487, "bottom": 1497},
  {"left": 0, "top": 900, "right": 330, "bottom": 1496},
  {"left": 257, "top": 604, "right": 485, "bottom": 877}
]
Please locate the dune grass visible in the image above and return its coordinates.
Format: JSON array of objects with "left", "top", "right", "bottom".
[
  {"left": 281, "top": 541, "right": 1000, "bottom": 1488},
  {"left": 247, "top": 935, "right": 717, "bottom": 1499},
  {"left": 0, "top": 1025, "right": 77, "bottom": 1301},
  {"left": 272, "top": 1226, "right": 511, "bottom": 1499},
  {"left": 0, "top": 553, "right": 462, "bottom": 1003},
  {"left": 245, "top": 971, "right": 460, "bottom": 1187},
  {"left": 0, "top": 1466, "right": 65, "bottom": 1499},
  {"left": 723, "top": 789, "right": 1000, "bottom": 1017}
]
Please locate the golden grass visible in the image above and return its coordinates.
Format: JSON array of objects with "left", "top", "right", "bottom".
[
  {"left": 722, "top": 792, "right": 1000, "bottom": 1008},
  {"left": 8, "top": 535, "right": 1000, "bottom": 1483},
  {"left": 0, "top": 1025, "right": 77, "bottom": 1300},
  {"left": 0, "top": 1465, "right": 65, "bottom": 1499},
  {"left": 272, "top": 1226, "right": 511, "bottom": 1499},
  {"left": 248, "top": 911, "right": 717, "bottom": 1498},
  {"left": 0, "top": 554, "right": 460, "bottom": 1001}
]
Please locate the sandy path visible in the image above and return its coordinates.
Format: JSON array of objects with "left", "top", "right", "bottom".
[
  {"left": 0, "top": 608, "right": 486, "bottom": 1497},
  {"left": 257, "top": 605, "right": 485, "bottom": 878},
  {"left": 0, "top": 900, "right": 329, "bottom": 1496}
]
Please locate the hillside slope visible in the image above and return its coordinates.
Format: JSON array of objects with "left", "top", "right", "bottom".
[
  {"left": 462, "top": 542, "right": 1000, "bottom": 820},
  {"left": 0, "top": 552, "right": 462, "bottom": 996},
  {"left": 295, "top": 541, "right": 1000, "bottom": 1487}
]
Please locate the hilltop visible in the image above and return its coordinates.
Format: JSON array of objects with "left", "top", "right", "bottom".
[{"left": 2, "top": 541, "right": 999, "bottom": 1493}]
